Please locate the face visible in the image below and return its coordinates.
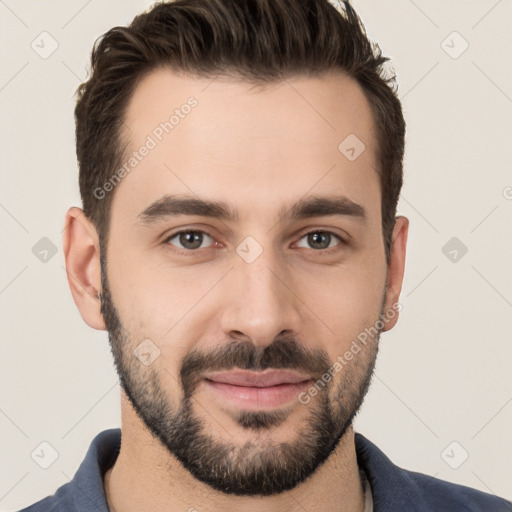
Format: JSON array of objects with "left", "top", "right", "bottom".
[{"left": 91, "top": 68, "right": 403, "bottom": 496}]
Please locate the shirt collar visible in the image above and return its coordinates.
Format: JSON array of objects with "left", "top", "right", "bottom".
[
  {"left": 355, "top": 432, "right": 430, "bottom": 511},
  {"left": 72, "top": 428, "right": 120, "bottom": 512}
]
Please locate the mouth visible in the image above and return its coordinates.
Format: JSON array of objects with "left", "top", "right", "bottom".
[{"left": 202, "top": 369, "right": 313, "bottom": 410}]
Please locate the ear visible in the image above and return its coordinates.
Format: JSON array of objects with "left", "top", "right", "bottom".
[
  {"left": 381, "top": 215, "right": 409, "bottom": 332},
  {"left": 62, "top": 207, "right": 106, "bottom": 330}
]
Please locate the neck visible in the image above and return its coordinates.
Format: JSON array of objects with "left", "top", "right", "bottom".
[{"left": 104, "top": 393, "right": 365, "bottom": 512}]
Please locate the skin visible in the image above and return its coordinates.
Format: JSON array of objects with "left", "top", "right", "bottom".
[{"left": 63, "top": 68, "right": 408, "bottom": 512}]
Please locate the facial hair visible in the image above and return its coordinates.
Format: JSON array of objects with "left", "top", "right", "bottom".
[{"left": 99, "top": 251, "right": 384, "bottom": 496}]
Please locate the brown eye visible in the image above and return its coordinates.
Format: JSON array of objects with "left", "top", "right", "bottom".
[
  {"left": 296, "top": 230, "right": 344, "bottom": 251},
  {"left": 165, "top": 230, "right": 214, "bottom": 251}
]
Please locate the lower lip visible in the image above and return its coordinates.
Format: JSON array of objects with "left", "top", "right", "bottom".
[{"left": 204, "top": 379, "right": 313, "bottom": 410}]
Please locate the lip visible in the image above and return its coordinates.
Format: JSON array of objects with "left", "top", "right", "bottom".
[
  {"left": 202, "top": 369, "right": 313, "bottom": 410},
  {"left": 203, "top": 369, "right": 312, "bottom": 387}
]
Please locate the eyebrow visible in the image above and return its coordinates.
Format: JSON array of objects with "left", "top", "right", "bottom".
[{"left": 137, "top": 193, "right": 367, "bottom": 226}]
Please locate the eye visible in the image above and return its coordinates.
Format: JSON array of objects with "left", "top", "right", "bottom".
[
  {"left": 295, "top": 230, "right": 345, "bottom": 251},
  {"left": 164, "top": 229, "right": 215, "bottom": 251},
  {"left": 163, "top": 228, "right": 346, "bottom": 254}
]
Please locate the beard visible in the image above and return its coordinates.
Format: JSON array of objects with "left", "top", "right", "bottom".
[{"left": 99, "top": 251, "right": 384, "bottom": 496}]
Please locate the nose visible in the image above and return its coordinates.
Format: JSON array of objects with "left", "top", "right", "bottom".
[{"left": 218, "top": 249, "right": 303, "bottom": 347}]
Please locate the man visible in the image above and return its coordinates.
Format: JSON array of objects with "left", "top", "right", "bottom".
[{"left": 19, "top": 0, "right": 511, "bottom": 510}]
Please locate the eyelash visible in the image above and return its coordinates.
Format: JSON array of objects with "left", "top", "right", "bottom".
[{"left": 163, "top": 228, "right": 346, "bottom": 255}]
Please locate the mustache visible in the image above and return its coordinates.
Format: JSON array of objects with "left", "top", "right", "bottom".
[{"left": 180, "top": 337, "right": 332, "bottom": 397}]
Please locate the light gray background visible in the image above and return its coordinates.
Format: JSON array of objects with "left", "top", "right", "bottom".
[{"left": 1, "top": 0, "right": 511, "bottom": 509}]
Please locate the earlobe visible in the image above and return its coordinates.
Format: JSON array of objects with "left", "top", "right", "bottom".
[
  {"left": 62, "top": 207, "right": 106, "bottom": 330},
  {"left": 382, "top": 215, "right": 409, "bottom": 332}
]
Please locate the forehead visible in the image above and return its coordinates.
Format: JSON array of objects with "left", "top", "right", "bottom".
[{"left": 112, "top": 67, "right": 381, "bottom": 227}]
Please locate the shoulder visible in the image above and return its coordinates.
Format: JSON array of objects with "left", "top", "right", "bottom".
[
  {"left": 400, "top": 465, "right": 512, "bottom": 511},
  {"left": 16, "top": 482, "right": 74, "bottom": 512},
  {"left": 355, "top": 432, "right": 512, "bottom": 511},
  {"left": 16, "top": 428, "right": 121, "bottom": 512}
]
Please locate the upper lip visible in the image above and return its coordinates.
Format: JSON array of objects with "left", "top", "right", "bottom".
[{"left": 204, "top": 369, "right": 312, "bottom": 387}]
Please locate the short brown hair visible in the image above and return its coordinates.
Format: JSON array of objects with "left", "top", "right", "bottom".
[{"left": 74, "top": 0, "right": 405, "bottom": 263}]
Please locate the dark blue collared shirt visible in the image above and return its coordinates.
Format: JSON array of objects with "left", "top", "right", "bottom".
[{"left": 18, "top": 428, "right": 512, "bottom": 511}]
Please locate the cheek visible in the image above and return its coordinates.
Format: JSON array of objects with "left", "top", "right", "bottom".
[
  {"left": 107, "top": 244, "right": 199, "bottom": 327},
  {"left": 108, "top": 264, "right": 215, "bottom": 375},
  {"left": 301, "top": 262, "right": 385, "bottom": 344}
]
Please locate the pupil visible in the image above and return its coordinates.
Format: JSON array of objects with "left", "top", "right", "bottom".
[
  {"left": 310, "top": 232, "right": 329, "bottom": 249},
  {"left": 181, "top": 231, "right": 202, "bottom": 249}
]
